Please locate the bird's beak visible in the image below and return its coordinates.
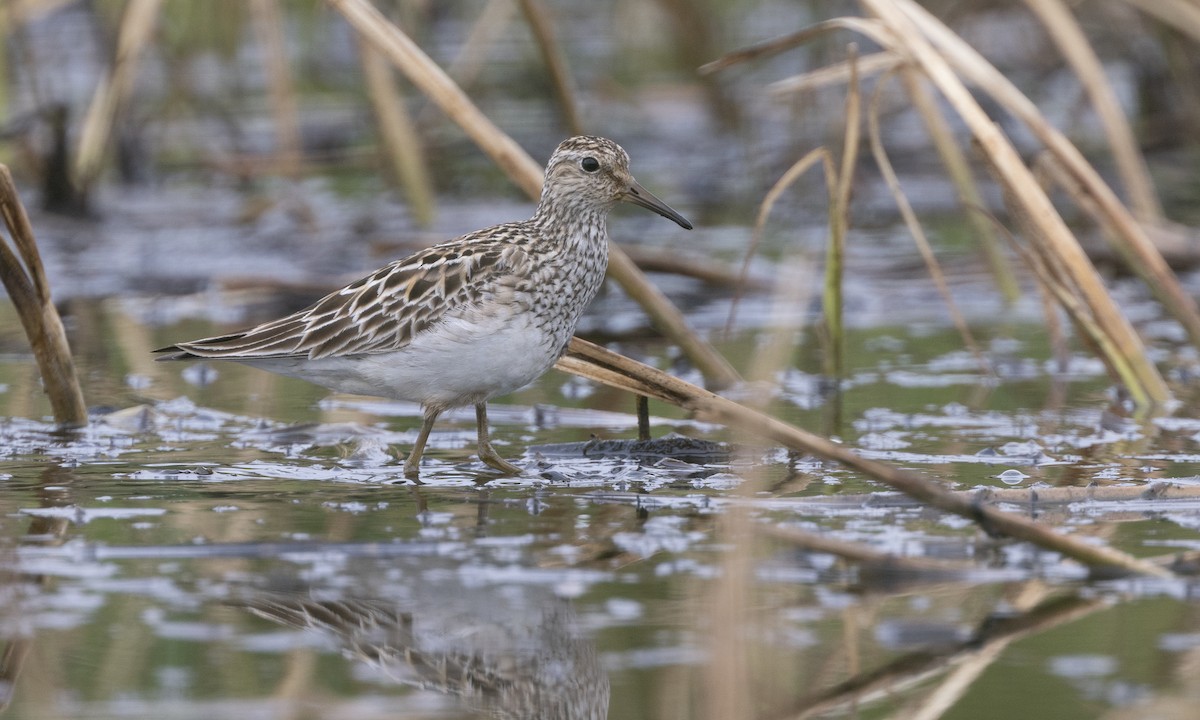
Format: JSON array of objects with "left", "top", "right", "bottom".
[{"left": 622, "top": 178, "right": 693, "bottom": 230}]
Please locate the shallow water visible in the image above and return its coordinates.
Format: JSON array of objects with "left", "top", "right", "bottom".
[{"left": 4, "top": 270, "right": 1200, "bottom": 718}]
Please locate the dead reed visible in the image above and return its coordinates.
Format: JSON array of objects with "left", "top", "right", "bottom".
[
  {"left": 705, "top": 0, "right": 1188, "bottom": 409},
  {"left": 0, "top": 165, "right": 86, "bottom": 427}
]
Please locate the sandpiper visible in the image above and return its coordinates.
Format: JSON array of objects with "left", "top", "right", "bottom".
[{"left": 156, "top": 136, "right": 692, "bottom": 477}]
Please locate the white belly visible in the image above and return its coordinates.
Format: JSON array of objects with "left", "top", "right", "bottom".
[{"left": 240, "top": 311, "right": 562, "bottom": 410}]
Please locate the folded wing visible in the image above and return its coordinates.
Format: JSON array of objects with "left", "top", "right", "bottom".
[{"left": 155, "top": 237, "right": 513, "bottom": 361}]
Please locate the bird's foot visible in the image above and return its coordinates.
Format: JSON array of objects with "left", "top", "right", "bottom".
[{"left": 478, "top": 443, "right": 522, "bottom": 475}]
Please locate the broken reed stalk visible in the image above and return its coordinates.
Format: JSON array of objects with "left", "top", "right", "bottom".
[
  {"left": 73, "top": 0, "right": 162, "bottom": 189},
  {"left": 555, "top": 337, "right": 1172, "bottom": 578},
  {"left": 328, "top": 0, "right": 741, "bottom": 389},
  {"left": 1022, "top": 0, "right": 1163, "bottom": 224},
  {"left": 859, "top": 0, "right": 1170, "bottom": 407},
  {"left": 516, "top": 0, "right": 584, "bottom": 136},
  {"left": 249, "top": 0, "right": 303, "bottom": 179},
  {"left": 891, "top": 0, "right": 1200, "bottom": 353},
  {"left": 867, "top": 71, "right": 989, "bottom": 374},
  {"left": 0, "top": 166, "right": 86, "bottom": 427},
  {"left": 358, "top": 41, "right": 435, "bottom": 227}
]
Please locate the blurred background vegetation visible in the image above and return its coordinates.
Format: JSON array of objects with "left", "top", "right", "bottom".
[{"left": 3, "top": 0, "right": 1198, "bottom": 228}]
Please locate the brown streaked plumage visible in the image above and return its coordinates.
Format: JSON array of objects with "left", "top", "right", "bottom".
[{"left": 156, "top": 136, "right": 691, "bottom": 477}]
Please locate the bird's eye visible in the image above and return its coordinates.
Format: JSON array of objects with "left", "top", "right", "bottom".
[{"left": 580, "top": 157, "right": 600, "bottom": 173}]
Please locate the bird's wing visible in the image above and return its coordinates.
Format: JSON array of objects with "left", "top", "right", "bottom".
[{"left": 156, "top": 229, "right": 528, "bottom": 361}]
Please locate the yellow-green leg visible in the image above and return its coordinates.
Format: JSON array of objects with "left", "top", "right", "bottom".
[
  {"left": 475, "top": 403, "right": 522, "bottom": 475},
  {"left": 404, "top": 408, "right": 441, "bottom": 478}
]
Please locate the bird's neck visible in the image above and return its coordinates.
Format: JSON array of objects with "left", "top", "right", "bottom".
[{"left": 529, "top": 195, "right": 610, "bottom": 253}]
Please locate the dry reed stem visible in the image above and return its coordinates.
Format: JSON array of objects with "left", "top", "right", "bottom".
[
  {"left": 0, "top": 166, "right": 86, "bottom": 427},
  {"left": 867, "top": 71, "right": 989, "bottom": 374},
  {"left": 328, "top": 0, "right": 739, "bottom": 389},
  {"left": 250, "top": 0, "right": 303, "bottom": 179},
  {"left": 861, "top": 0, "right": 1170, "bottom": 407},
  {"left": 516, "top": 0, "right": 584, "bottom": 136},
  {"left": 1120, "top": 0, "right": 1200, "bottom": 44},
  {"left": 891, "top": 0, "right": 1200, "bottom": 353},
  {"left": 556, "top": 337, "right": 1172, "bottom": 578},
  {"left": 726, "top": 146, "right": 831, "bottom": 334},
  {"left": 898, "top": 67, "right": 1020, "bottom": 304},
  {"left": 358, "top": 41, "right": 435, "bottom": 227},
  {"left": 766, "top": 51, "right": 900, "bottom": 96},
  {"left": 1022, "top": 0, "right": 1162, "bottom": 223},
  {"left": 73, "top": 0, "right": 162, "bottom": 188}
]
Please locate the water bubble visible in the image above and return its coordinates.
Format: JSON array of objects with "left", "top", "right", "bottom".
[{"left": 997, "top": 469, "right": 1029, "bottom": 485}]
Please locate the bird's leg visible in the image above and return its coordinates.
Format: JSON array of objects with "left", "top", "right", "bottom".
[
  {"left": 404, "top": 407, "right": 441, "bottom": 478},
  {"left": 475, "top": 403, "right": 522, "bottom": 475}
]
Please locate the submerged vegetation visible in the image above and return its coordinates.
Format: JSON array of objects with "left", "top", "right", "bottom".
[{"left": 2, "top": 0, "right": 1200, "bottom": 718}]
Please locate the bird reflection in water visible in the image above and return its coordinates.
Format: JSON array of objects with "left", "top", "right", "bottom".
[{"left": 231, "top": 587, "right": 609, "bottom": 720}]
